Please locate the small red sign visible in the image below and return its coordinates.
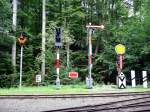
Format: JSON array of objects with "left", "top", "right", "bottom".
[{"left": 68, "top": 72, "right": 78, "bottom": 78}]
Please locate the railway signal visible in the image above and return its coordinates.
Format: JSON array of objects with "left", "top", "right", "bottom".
[
  {"left": 18, "top": 32, "right": 27, "bottom": 88},
  {"left": 86, "top": 23, "right": 104, "bottom": 89},
  {"left": 55, "top": 27, "right": 62, "bottom": 89},
  {"left": 115, "top": 44, "right": 125, "bottom": 55},
  {"left": 115, "top": 44, "right": 125, "bottom": 73},
  {"left": 55, "top": 27, "right": 61, "bottom": 48},
  {"left": 115, "top": 44, "right": 125, "bottom": 75},
  {"left": 18, "top": 33, "right": 27, "bottom": 45},
  {"left": 115, "top": 44, "right": 125, "bottom": 74},
  {"left": 115, "top": 44, "right": 126, "bottom": 89}
]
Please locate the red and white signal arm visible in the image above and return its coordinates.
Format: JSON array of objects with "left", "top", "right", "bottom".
[
  {"left": 86, "top": 24, "right": 104, "bottom": 29},
  {"left": 68, "top": 72, "right": 78, "bottom": 78}
]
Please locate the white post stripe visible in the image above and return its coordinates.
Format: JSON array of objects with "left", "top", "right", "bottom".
[
  {"left": 19, "top": 46, "right": 23, "bottom": 88},
  {"left": 131, "top": 70, "right": 136, "bottom": 87},
  {"left": 57, "top": 51, "right": 59, "bottom": 60},
  {"left": 89, "top": 45, "right": 92, "bottom": 55},
  {"left": 57, "top": 68, "right": 59, "bottom": 74},
  {"left": 142, "top": 71, "right": 147, "bottom": 88}
]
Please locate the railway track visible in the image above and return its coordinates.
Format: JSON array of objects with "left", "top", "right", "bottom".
[
  {"left": 41, "top": 92, "right": 150, "bottom": 112},
  {"left": 0, "top": 91, "right": 150, "bottom": 112},
  {"left": 0, "top": 91, "right": 150, "bottom": 99}
]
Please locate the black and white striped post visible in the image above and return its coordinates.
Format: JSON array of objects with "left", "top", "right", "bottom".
[
  {"left": 142, "top": 71, "right": 148, "bottom": 88},
  {"left": 131, "top": 70, "right": 136, "bottom": 87},
  {"left": 118, "top": 72, "right": 126, "bottom": 89},
  {"left": 115, "top": 44, "right": 126, "bottom": 89}
]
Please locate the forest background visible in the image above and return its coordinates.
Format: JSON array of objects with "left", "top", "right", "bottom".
[{"left": 0, "top": 0, "right": 150, "bottom": 88}]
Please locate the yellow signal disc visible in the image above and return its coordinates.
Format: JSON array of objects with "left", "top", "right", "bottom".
[{"left": 115, "top": 44, "right": 126, "bottom": 54}]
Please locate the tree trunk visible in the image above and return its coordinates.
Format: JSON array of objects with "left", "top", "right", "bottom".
[
  {"left": 12, "top": 0, "right": 17, "bottom": 80},
  {"left": 41, "top": 0, "right": 46, "bottom": 79},
  {"left": 94, "top": 37, "right": 100, "bottom": 57},
  {"left": 64, "top": 13, "right": 70, "bottom": 68},
  {"left": 66, "top": 42, "right": 70, "bottom": 68}
]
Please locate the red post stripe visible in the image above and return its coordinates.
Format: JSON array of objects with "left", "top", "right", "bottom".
[
  {"left": 90, "top": 55, "right": 92, "bottom": 64},
  {"left": 119, "top": 55, "right": 123, "bottom": 70},
  {"left": 55, "top": 59, "right": 61, "bottom": 68}
]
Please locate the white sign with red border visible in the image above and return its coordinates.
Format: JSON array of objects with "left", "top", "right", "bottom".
[{"left": 68, "top": 72, "right": 78, "bottom": 78}]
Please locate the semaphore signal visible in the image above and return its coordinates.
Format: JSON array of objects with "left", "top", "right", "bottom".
[{"left": 86, "top": 23, "right": 104, "bottom": 89}]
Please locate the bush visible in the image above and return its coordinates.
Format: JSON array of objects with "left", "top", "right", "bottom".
[{"left": 0, "top": 74, "right": 12, "bottom": 88}]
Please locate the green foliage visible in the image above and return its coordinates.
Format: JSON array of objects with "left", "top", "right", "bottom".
[
  {"left": 0, "top": 74, "right": 12, "bottom": 88},
  {"left": 0, "top": 0, "right": 13, "bottom": 88},
  {"left": 1, "top": 0, "right": 150, "bottom": 88}
]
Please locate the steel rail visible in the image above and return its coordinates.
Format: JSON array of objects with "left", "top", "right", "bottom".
[
  {"left": 45, "top": 95, "right": 150, "bottom": 112},
  {"left": 0, "top": 91, "right": 150, "bottom": 99}
]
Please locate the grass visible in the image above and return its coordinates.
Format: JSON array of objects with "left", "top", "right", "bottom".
[{"left": 0, "top": 85, "right": 150, "bottom": 95}]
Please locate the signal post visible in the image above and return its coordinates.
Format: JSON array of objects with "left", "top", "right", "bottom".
[
  {"left": 115, "top": 44, "right": 126, "bottom": 88},
  {"left": 86, "top": 23, "right": 104, "bottom": 88},
  {"left": 54, "top": 27, "right": 61, "bottom": 89},
  {"left": 18, "top": 33, "right": 27, "bottom": 88}
]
